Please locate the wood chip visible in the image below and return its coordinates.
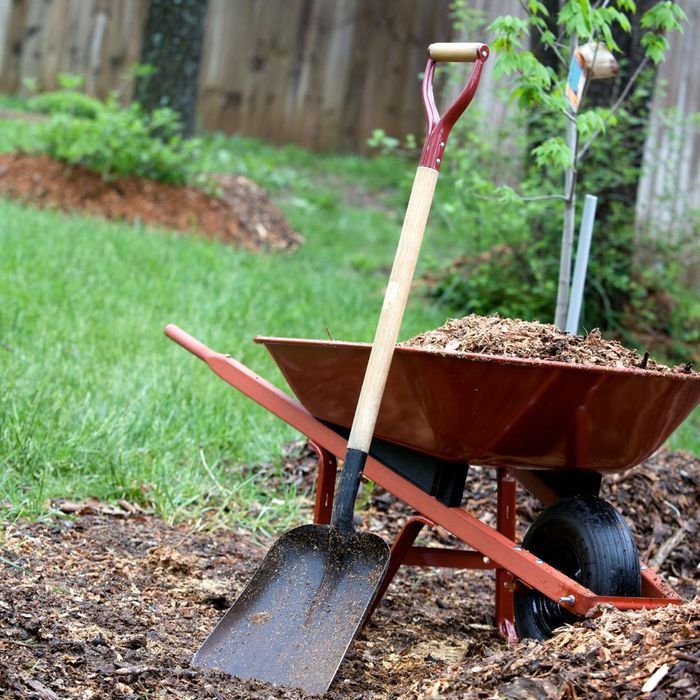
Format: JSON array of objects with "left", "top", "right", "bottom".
[
  {"left": 403, "top": 314, "right": 691, "bottom": 373},
  {"left": 21, "top": 676, "right": 60, "bottom": 700},
  {"left": 641, "top": 663, "right": 670, "bottom": 693}
]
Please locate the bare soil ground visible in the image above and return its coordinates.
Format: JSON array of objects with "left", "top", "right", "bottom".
[
  {"left": 1, "top": 446, "right": 698, "bottom": 699},
  {"left": 404, "top": 314, "right": 695, "bottom": 374},
  {"left": 0, "top": 153, "right": 302, "bottom": 251}
]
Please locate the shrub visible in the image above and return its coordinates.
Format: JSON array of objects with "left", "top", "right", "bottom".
[
  {"left": 28, "top": 91, "right": 105, "bottom": 119},
  {"left": 31, "top": 96, "right": 202, "bottom": 185}
]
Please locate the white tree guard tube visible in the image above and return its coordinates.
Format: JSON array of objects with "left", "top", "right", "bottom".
[{"left": 565, "top": 194, "right": 598, "bottom": 335}]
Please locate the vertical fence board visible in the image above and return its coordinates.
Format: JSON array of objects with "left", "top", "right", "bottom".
[
  {"left": 636, "top": 0, "right": 700, "bottom": 249},
  {"left": 0, "top": 0, "right": 30, "bottom": 93}
]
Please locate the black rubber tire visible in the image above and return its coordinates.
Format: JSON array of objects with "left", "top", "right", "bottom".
[{"left": 514, "top": 496, "right": 641, "bottom": 641}]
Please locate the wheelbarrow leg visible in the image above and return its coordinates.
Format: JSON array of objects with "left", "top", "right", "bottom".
[
  {"left": 365, "top": 515, "right": 434, "bottom": 623},
  {"left": 308, "top": 442, "right": 337, "bottom": 525},
  {"left": 496, "top": 469, "right": 518, "bottom": 642},
  {"left": 304, "top": 444, "right": 517, "bottom": 640},
  {"left": 363, "top": 472, "right": 519, "bottom": 634}
]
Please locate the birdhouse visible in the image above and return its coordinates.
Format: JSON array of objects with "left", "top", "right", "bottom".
[{"left": 576, "top": 42, "right": 620, "bottom": 80}]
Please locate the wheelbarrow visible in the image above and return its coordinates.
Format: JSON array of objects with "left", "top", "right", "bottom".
[
  {"left": 164, "top": 40, "right": 700, "bottom": 694},
  {"left": 163, "top": 329, "right": 699, "bottom": 675},
  {"left": 253, "top": 336, "right": 699, "bottom": 631}
]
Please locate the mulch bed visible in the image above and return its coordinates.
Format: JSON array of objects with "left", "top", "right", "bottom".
[
  {"left": 0, "top": 153, "right": 302, "bottom": 252},
  {"left": 403, "top": 314, "right": 695, "bottom": 374},
  {"left": 1, "top": 445, "right": 698, "bottom": 699}
]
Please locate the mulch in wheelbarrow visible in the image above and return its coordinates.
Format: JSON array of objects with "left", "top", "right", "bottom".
[
  {"left": 403, "top": 314, "right": 695, "bottom": 373},
  {"left": 1, "top": 446, "right": 697, "bottom": 699}
]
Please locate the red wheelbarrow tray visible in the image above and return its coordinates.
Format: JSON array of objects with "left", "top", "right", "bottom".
[{"left": 256, "top": 335, "right": 700, "bottom": 474}]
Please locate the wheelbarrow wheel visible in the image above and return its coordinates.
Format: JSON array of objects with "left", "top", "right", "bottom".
[{"left": 514, "top": 496, "right": 640, "bottom": 641}]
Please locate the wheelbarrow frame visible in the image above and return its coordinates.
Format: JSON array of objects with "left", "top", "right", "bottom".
[{"left": 165, "top": 324, "right": 681, "bottom": 638}]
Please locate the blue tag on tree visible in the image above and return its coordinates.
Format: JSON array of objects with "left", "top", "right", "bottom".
[{"left": 565, "top": 52, "right": 585, "bottom": 112}]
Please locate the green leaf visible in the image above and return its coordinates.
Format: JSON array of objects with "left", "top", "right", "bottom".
[
  {"left": 641, "top": 32, "right": 668, "bottom": 64},
  {"left": 56, "top": 73, "right": 85, "bottom": 91},
  {"left": 573, "top": 0, "right": 594, "bottom": 37},
  {"left": 541, "top": 30, "right": 556, "bottom": 47},
  {"left": 641, "top": 1, "right": 686, "bottom": 31},
  {"left": 607, "top": 8, "right": 631, "bottom": 33},
  {"left": 532, "top": 136, "right": 573, "bottom": 172},
  {"left": 529, "top": 15, "right": 548, "bottom": 31},
  {"left": 577, "top": 109, "right": 607, "bottom": 140},
  {"left": 503, "top": 50, "right": 555, "bottom": 109},
  {"left": 528, "top": 0, "right": 549, "bottom": 17},
  {"left": 488, "top": 14, "right": 529, "bottom": 51},
  {"left": 639, "top": 2, "right": 685, "bottom": 64},
  {"left": 493, "top": 51, "right": 522, "bottom": 77},
  {"left": 496, "top": 185, "right": 523, "bottom": 204},
  {"left": 598, "top": 22, "right": 620, "bottom": 52}
]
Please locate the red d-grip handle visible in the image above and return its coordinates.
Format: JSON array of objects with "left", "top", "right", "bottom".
[{"left": 419, "top": 42, "right": 489, "bottom": 171}]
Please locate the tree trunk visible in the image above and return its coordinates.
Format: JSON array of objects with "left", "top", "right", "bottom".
[
  {"left": 134, "top": 0, "right": 209, "bottom": 136},
  {"left": 554, "top": 31, "right": 578, "bottom": 330}
]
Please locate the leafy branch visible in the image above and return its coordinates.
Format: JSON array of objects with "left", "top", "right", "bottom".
[{"left": 485, "top": 0, "right": 686, "bottom": 328}]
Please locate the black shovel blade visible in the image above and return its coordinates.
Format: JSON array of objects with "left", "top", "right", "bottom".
[{"left": 193, "top": 524, "right": 389, "bottom": 696}]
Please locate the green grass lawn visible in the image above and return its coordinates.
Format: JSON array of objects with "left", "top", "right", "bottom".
[
  {"left": 668, "top": 411, "right": 700, "bottom": 454},
  {"left": 0, "top": 136, "right": 457, "bottom": 530},
  {"left": 1, "top": 127, "right": 697, "bottom": 530}
]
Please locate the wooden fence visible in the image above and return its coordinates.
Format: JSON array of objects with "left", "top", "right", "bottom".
[
  {"left": 635, "top": 0, "right": 700, "bottom": 248},
  {"left": 0, "top": 0, "right": 148, "bottom": 98},
  {"left": 0, "top": 0, "right": 455, "bottom": 148},
  {"left": 198, "top": 0, "right": 453, "bottom": 151},
  {"left": 0, "top": 0, "right": 697, "bottom": 245}
]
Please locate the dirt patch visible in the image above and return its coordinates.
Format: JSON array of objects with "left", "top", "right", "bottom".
[
  {"left": 0, "top": 447, "right": 697, "bottom": 698},
  {"left": 404, "top": 314, "right": 694, "bottom": 373},
  {"left": 0, "top": 152, "right": 302, "bottom": 252}
]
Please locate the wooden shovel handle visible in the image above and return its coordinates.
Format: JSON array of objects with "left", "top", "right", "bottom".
[
  {"left": 335, "top": 43, "right": 488, "bottom": 531},
  {"left": 428, "top": 42, "right": 488, "bottom": 62},
  {"left": 346, "top": 166, "right": 438, "bottom": 453}
]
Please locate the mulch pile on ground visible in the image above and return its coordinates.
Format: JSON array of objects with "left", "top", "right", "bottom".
[
  {"left": 0, "top": 153, "right": 302, "bottom": 252},
  {"left": 434, "top": 602, "right": 699, "bottom": 698},
  {"left": 1, "top": 444, "right": 697, "bottom": 698},
  {"left": 404, "top": 314, "right": 694, "bottom": 374}
]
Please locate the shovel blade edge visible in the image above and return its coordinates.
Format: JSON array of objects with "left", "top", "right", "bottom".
[{"left": 193, "top": 524, "right": 389, "bottom": 695}]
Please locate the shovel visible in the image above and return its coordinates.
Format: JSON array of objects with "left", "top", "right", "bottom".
[{"left": 192, "top": 42, "right": 489, "bottom": 695}]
